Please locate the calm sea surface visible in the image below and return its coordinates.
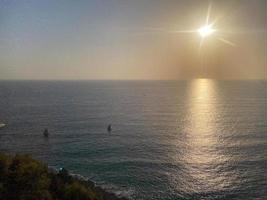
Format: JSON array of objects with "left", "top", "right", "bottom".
[{"left": 0, "top": 80, "right": 267, "bottom": 199}]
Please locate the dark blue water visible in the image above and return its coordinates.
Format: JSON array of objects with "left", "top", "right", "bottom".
[{"left": 0, "top": 80, "right": 267, "bottom": 199}]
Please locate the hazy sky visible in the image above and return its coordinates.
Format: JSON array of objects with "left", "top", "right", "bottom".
[{"left": 1, "top": 0, "right": 267, "bottom": 80}]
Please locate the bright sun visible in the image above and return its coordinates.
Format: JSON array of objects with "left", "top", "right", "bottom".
[{"left": 198, "top": 25, "right": 216, "bottom": 38}]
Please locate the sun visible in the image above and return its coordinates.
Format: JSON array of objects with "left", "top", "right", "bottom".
[{"left": 198, "top": 24, "right": 216, "bottom": 38}]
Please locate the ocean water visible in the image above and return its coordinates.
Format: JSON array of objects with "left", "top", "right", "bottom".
[{"left": 0, "top": 80, "right": 267, "bottom": 200}]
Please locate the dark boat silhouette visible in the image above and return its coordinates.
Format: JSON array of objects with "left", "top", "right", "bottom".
[
  {"left": 43, "top": 129, "right": 49, "bottom": 137},
  {"left": 107, "top": 124, "right": 112, "bottom": 132}
]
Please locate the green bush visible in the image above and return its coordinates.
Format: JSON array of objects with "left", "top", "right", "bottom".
[
  {"left": 3, "top": 154, "right": 51, "bottom": 200},
  {"left": 0, "top": 153, "right": 124, "bottom": 200},
  {"left": 0, "top": 153, "right": 10, "bottom": 182}
]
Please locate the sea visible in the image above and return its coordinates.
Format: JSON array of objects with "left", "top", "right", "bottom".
[{"left": 0, "top": 80, "right": 266, "bottom": 200}]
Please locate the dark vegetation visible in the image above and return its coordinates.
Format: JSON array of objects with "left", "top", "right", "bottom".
[{"left": 0, "top": 153, "right": 127, "bottom": 200}]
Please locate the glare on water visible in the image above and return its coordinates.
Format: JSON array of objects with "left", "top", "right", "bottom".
[{"left": 172, "top": 79, "right": 235, "bottom": 194}]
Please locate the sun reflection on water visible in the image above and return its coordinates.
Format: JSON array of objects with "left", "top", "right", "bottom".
[{"left": 179, "top": 79, "right": 232, "bottom": 194}]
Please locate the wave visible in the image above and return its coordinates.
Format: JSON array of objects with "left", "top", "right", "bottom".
[{"left": 48, "top": 166, "right": 134, "bottom": 199}]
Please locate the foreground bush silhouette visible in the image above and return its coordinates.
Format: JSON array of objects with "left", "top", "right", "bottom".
[
  {"left": 0, "top": 153, "right": 127, "bottom": 200},
  {"left": 5, "top": 154, "right": 51, "bottom": 200}
]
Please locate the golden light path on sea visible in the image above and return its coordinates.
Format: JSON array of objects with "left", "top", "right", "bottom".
[
  {"left": 180, "top": 79, "right": 233, "bottom": 193},
  {"left": 185, "top": 79, "right": 226, "bottom": 191}
]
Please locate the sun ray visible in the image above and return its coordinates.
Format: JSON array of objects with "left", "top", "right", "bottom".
[
  {"left": 219, "top": 29, "right": 267, "bottom": 35},
  {"left": 199, "top": 38, "right": 205, "bottom": 51},
  {"left": 217, "top": 37, "right": 236, "bottom": 47},
  {"left": 206, "top": 2, "right": 213, "bottom": 24},
  {"left": 127, "top": 27, "right": 197, "bottom": 37},
  {"left": 142, "top": 27, "right": 197, "bottom": 34},
  {"left": 210, "top": 15, "right": 223, "bottom": 27}
]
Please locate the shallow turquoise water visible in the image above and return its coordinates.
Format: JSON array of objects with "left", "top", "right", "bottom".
[{"left": 0, "top": 80, "right": 267, "bottom": 199}]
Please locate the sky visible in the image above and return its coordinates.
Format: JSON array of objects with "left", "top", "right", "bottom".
[{"left": 1, "top": 0, "right": 267, "bottom": 80}]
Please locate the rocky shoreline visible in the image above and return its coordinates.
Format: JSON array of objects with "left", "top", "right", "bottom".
[{"left": 59, "top": 169, "right": 129, "bottom": 200}]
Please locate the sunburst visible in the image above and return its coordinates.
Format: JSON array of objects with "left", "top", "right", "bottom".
[
  {"left": 136, "top": 3, "right": 236, "bottom": 48},
  {"left": 198, "top": 25, "right": 216, "bottom": 38},
  {"left": 195, "top": 3, "right": 236, "bottom": 48}
]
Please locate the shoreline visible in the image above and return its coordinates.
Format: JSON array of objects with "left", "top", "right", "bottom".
[
  {"left": 49, "top": 167, "right": 129, "bottom": 200},
  {"left": 0, "top": 152, "right": 129, "bottom": 200},
  {"left": 64, "top": 171, "right": 128, "bottom": 200}
]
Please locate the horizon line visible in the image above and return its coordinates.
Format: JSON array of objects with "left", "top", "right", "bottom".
[{"left": 0, "top": 78, "right": 267, "bottom": 81}]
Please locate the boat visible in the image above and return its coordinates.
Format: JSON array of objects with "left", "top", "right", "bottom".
[
  {"left": 107, "top": 124, "right": 112, "bottom": 132},
  {"left": 43, "top": 129, "right": 49, "bottom": 137},
  {"left": 0, "top": 123, "right": 6, "bottom": 129}
]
